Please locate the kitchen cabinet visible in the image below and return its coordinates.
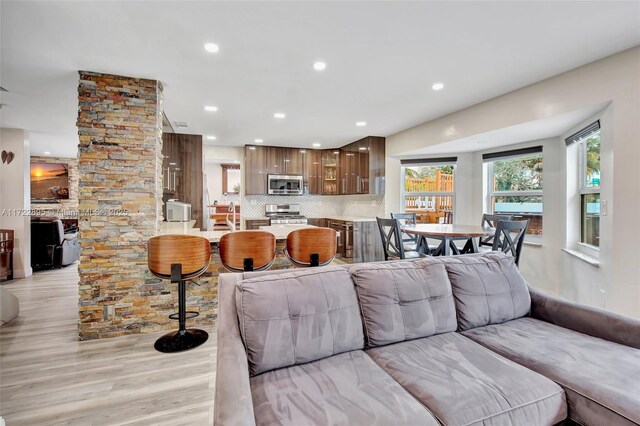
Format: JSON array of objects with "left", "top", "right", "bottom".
[
  {"left": 366, "top": 136, "right": 385, "bottom": 194},
  {"left": 306, "top": 218, "right": 327, "bottom": 227},
  {"left": 322, "top": 149, "right": 341, "bottom": 195},
  {"left": 244, "top": 146, "right": 267, "bottom": 195},
  {"left": 339, "top": 136, "right": 385, "bottom": 195},
  {"left": 162, "top": 133, "right": 203, "bottom": 228},
  {"left": 243, "top": 137, "right": 384, "bottom": 197},
  {"left": 245, "top": 219, "right": 270, "bottom": 230},
  {"left": 304, "top": 150, "right": 323, "bottom": 195},
  {"left": 327, "top": 219, "right": 353, "bottom": 258}
]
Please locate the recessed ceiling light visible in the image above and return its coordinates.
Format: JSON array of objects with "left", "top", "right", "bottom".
[
  {"left": 356, "top": 121, "right": 367, "bottom": 127},
  {"left": 254, "top": 139, "right": 263, "bottom": 143},
  {"left": 204, "top": 43, "right": 219, "bottom": 53},
  {"left": 274, "top": 112, "right": 286, "bottom": 119},
  {"left": 206, "top": 135, "right": 217, "bottom": 140},
  {"left": 43, "top": 151, "right": 51, "bottom": 155},
  {"left": 432, "top": 82, "right": 445, "bottom": 91},
  {"left": 313, "top": 61, "right": 326, "bottom": 71},
  {"left": 312, "top": 143, "right": 321, "bottom": 147},
  {"left": 204, "top": 105, "right": 218, "bottom": 112}
]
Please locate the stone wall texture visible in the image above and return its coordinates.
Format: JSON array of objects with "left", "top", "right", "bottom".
[{"left": 76, "top": 71, "right": 217, "bottom": 339}]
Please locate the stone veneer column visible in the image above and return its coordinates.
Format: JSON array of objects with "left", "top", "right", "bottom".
[{"left": 76, "top": 71, "right": 165, "bottom": 339}]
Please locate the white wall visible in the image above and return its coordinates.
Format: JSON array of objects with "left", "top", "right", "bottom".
[
  {"left": 0, "top": 128, "right": 32, "bottom": 278},
  {"left": 386, "top": 46, "right": 640, "bottom": 318}
]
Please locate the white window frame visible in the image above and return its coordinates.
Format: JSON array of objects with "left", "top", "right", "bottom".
[
  {"left": 577, "top": 130, "right": 601, "bottom": 256},
  {"left": 400, "top": 162, "right": 457, "bottom": 222},
  {"left": 485, "top": 152, "right": 544, "bottom": 241}
]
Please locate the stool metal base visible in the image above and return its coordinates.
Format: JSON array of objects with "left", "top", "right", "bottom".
[{"left": 154, "top": 329, "right": 209, "bottom": 353}]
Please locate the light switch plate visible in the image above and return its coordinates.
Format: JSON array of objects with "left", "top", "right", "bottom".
[{"left": 600, "top": 200, "right": 607, "bottom": 216}]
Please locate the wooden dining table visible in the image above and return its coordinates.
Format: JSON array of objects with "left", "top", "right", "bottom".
[{"left": 400, "top": 224, "right": 495, "bottom": 256}]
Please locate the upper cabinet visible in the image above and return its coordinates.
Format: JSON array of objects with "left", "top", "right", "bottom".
[
  {"left": 162, "top": 133, "right": 204, "bottom": 228},
  {"left": 322, "top": 149, "right": 341, "bottom": 195},
  {"left": 304, "top": 149, "right": 322, "bottom": 195},
  {"left": 244, "top": 137, "right": 384, "bottom": 196},
  {"left": 244, "top": 145, "right": 267, "bottom": 195}
]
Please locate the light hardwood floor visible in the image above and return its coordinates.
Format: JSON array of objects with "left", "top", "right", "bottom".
[{"left": 0, "top": 265, "right": 216, "bottom": 426}]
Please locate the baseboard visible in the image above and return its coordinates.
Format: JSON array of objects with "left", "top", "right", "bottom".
[{"left": 13, "top": 267, "right": 33, "bottom": 279}]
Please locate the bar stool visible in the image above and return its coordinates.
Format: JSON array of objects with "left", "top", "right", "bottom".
[
  {"left": 148, "top": 234, "right": 211, "bottom": 353},
  {"left": 219, "top": 231, "right": 276, "bottom": 272},
  {"left": 286, "top": 227, "right": 337, "bottom": 267}
]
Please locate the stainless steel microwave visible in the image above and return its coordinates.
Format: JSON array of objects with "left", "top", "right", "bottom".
[{"left": 267, "top": 174, "right": 304, "bottom": 195}]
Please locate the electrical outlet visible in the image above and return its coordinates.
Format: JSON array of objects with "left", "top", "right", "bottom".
[{"left": 600, "top": 200, "right": 607, "bottom": 216}]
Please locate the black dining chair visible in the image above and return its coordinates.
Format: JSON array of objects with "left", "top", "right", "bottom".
[
  {"left": 376, "top": 218, "right": 423, "bottom": 260},
  {"left": 491, "top": 219, "right": 529, "bottom": 266},
  {"left": 479, "top": 214, "right": 514, "bottom": 248},
  {"left": 390, "top": 213, "right": 420, "bottom": 252}
]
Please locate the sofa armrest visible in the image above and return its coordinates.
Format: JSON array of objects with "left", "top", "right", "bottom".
[
  {"left": 214, "top": 273, "right": 256, "bottom": 426},
  {"left": 529, "top": 285, "right": 640, "bottom": 349}
]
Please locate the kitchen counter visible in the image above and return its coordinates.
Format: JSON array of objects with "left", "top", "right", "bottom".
[
  {"left": 316, "top": 216, "right": 377, "bottom": 223},
  {"left": 159, "top": 223, "right": 318, "bottom": 243}
]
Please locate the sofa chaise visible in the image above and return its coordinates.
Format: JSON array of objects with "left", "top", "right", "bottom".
[{"left": 215, "top": 252, "right": 640, "bottom": 426}]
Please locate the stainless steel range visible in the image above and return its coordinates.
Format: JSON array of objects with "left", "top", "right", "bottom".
[{"left": 265, "top": 204, "right": 308, "bottom": 225}]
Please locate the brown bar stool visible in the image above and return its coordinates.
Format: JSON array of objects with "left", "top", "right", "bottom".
[
  {"left": 286, "top": 227, "right": 337, "bottom": 267},
  {"left": 148, "top": 234, "right": 211, "bottom": 353},
  {"left": 219, "top": 231, "right": 276, "bottom": 272}
]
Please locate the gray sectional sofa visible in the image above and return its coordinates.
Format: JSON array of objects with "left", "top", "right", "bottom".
[{"left": 214, "top": 253, "right": 640, "bottom": 426}]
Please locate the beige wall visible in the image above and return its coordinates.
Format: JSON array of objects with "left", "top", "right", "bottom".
[
  {"left": 0, "top": 128, "right": 31, "bottom": 278},
  {"left": 386, "top": 46, "right": 640, "bottom": 318}
]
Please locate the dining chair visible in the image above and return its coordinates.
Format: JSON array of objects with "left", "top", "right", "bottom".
[
  {"left": 390, "top": 212, "right": 419, "bottom": 250},
  {"left": 376, "top": 218, "right": 423, "bottom": 260},
  {"left": 286, "top": 227, "right": 337, "bottom": 267},
  {"left": 148, "top": 234, "right": 211, "bottom": 353},
  {"left": 491, "top": 219, "right": 529, "bottom": 266},
  {"left": 219, "top": 231, "right": 276, "bottom": 272},
  {"left": 479, "top": 214, "right": 514, "bottom": 247}
]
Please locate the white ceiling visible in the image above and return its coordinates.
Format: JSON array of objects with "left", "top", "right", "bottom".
[{"left": 1, "top": 1, "right": 639, "bottom": 158}]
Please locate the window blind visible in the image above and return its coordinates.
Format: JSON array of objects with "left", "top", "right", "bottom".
[
  {"left": 565, "top": 120, "right": 600, "bottom": 146},
  {"left": 482, "top": 146, "right": 542, "bottom": 162},
  {"left": 400, "top": 156, "right": 457, "bottom": 165}
]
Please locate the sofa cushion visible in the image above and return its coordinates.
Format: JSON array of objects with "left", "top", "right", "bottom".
[
  {"left": 236, "top": 266, "right": 364, "bottom": 376},
  {"left": 250, "top": 350, "right": 440, "bottom": 426},
  {"left": 441, "top": 252, "right": 531, "bottom": 330},
  {"left": 349, "top": 260, "right": 457, "bottom": 347},
  {"left": 462, "top": 317, "right": 640, "bottom": 425},
  {"left": 366, "top": 332, "right": 566, "bottom": 426}
]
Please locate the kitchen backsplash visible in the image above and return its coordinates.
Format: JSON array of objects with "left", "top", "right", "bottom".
[{"left": 241, "top": 194, "right": 385, "bottom": 219}]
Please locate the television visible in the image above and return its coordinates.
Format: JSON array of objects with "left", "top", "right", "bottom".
[{"left": 31, "top": 162, "right": 70, "bottom": 202}]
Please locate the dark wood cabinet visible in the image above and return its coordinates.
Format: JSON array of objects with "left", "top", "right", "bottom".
[
  {"left": 243, "top": 137, "right": 384, "bottom": 197},
  {"left": 367, "top": 136, "right": 385, "bottom": 194},
  {"left": 306, "top": 218, "right": 327, "bottom": 227},
  {"left": 322, "top": 149, "right": 341, "bottom": 195},
  {"left": 245, "top": 219, "right": 271, "bottom": 230},
  {"left": 304, "top": 150, "right": 323, "bottom": 195},
  {"left": 162, "top": 133, "right": 204, "bottom": 229},
  {"left": 0, "top": 230, "right": 14, "bottom": 281},
  {"left": 327, "top": 219, "right": 353, "bottom": 258},
  {"left": 245, "top": 146, "right": 267, "bottom": 195},
  {"left": 285, "top": 148, "right": 305, "bottom": 175}
]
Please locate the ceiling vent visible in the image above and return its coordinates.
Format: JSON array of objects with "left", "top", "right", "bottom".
[{"left": 174, "top": 121, "right": 190, "bottom": 129}]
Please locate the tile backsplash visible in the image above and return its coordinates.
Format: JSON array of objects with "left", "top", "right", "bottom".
[{"left": 241, "top": 194, "right": 385, "bottom": 219}]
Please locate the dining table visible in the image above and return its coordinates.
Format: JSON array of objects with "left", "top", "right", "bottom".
[{"left": 400, "top": 224, "right": 495, "bottom": 256}]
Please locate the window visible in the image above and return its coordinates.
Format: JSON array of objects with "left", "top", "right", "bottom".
[
  {"left": 579, "top": 129, "right": 601, "bottom": 247},
  {"left": 484, "top": 147, "right": 543, "bottom": 236},
  {"left": 400, "top": 158, "right": 456, "bottom": 224}
]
